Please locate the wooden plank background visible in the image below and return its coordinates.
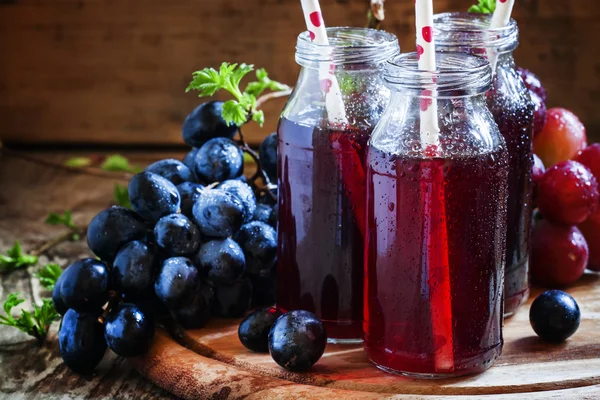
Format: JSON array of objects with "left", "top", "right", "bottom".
[{"left": 0, "top": 0, "right": 598, "bottom": 146}]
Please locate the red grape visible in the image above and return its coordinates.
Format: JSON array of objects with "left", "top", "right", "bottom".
[
  {"left": 532, "top": 154, "right": 545, "bottom": 206},
  {"left": 531, "top": 219, "right": 589, "bottom": 287},
  {"left": 533, "top": 108, "right": 587, "bottom": 168},
  {"left": 537, "top": 160, "right": 599, "bottom": 225},
  {"left": 578, "top": 217, "right": 600, "bottom": 272}
]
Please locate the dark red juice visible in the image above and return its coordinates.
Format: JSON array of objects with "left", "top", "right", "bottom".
[
  {"left": 364, "top": 147, "right": 508, "bottom": 376},
  {"left": 487, "top": 78, "right": 535, "bottom": 315},
  {"left": 276, "top": 117, "right": 370, "bottom": 341}
]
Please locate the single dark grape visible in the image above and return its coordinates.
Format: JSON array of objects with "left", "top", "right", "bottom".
[
  {"left": 192, "top": 189, "right": 245, "bottom": 238},
  {"left": 234, "top": 221, "right": 277, "bottom": 276},
  {"left": 145, "top": 159, "right": 194, "bottom": 185},
  {"left": 112, "top": 240, "right": 158, "bottom": 298},
  {"left": 154, "top": 214, "right": 201, "bottom": 256},
  {"left": 252, "top": 204, "right": 272, "bottom": 224},
  {"left": 268, "top": 204, "right": 277, "bottom": 228},
  {"left": 530, "top": 290, "right": 580, "bottom": 342},
  {"left": 250, "top": 269, "right": 276, "bottom": 308},
  {"left": 238, "top": 307, "right": 282, "bottom": 353},
  {"left": 182, "top": 101, "right": 237, "bottom": 147},
  {"left": 128, "top": 172, "right": 181, "bottom": 223},
  {"left": 176, "top": 182, "right": 204, "bottom": 219},
  {"left": 170, "top": 284, "right": 214, "bottom": 329},
  {"left": 193, "top": 138, "right": 244, "bottom": 183},
  {"left": 104, "top": 303, "right": 155, "bottom": 357},
  {"left": 154, "top": 257, "right": 199, "bottom": 309},
  {"left": 59, "top": 309, "right": 107, "bottom": 374},
  {"left": 60, "top": 258, "right": 109, "bottom": 313},
  {"left": 87, "top": 206, "right": 147, "bottom": 262},
  {"left": 530, "top": 90, "right": 547, "bottom": 136},
  {"left": 259, "top": 132, "right": 277, "bottom": 182},
  {"left": 218, "top": 179, "right": 257, "bottom": 223},
  {"left": 183, "top": 147, "right": 199, "bottom": 170},
  {"left": 268, "top": 310, "right": 327, "bottom": 372},
  {"left": 194, "top": 238, "right": 245, "bottom": 285},
  {"left": 213, "top": 279, "right": 253, "bottom": 318},
  {"left": 517, "top": 67, "right": 547, "bottom": 102},
  {"left": 52, "top": 270, "right": 68, "bottom": 316}
]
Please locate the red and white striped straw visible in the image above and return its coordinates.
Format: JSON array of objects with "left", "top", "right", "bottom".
[
  {"left": 488, "top": 0, "right": 516, "bottom": 71},
  {"left": 300, "top": 0, "right": 348, "bottom": 124},
  {"left": 415, "top": 0, "right": 440, "bottom": 147},
  {"left": 415, "top": 0, "right": 455, "bottom": 373}
]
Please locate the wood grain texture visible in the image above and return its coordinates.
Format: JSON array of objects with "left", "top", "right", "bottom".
[{"left": 0, "top": 0, "right": 598, "bottom": 146}]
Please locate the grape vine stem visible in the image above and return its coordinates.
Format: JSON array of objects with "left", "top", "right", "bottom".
[
  {"left": 255, "top": 87, "right": 293, "bottom": 109},
  {"left": 30, "top": 226, "right": 88, "bottom": 258}
]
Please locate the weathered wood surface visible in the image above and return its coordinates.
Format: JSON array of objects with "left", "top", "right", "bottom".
[
  {"left": 0, "top": 0, "right": 598, "bottom": 146},
  {"left": 0, "top": 150, "right": 183, "bottom": 399}
]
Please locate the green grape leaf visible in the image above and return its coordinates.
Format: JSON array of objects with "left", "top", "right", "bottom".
[
  {"left": 0, "top": 242, "right": 38, "bottom": 273},
  {"left": 101, "top": 155, "right": 141, "bottom": 173},
  {"left": 64, "top": 157, "right": 92, "bottom": 168},
  {"left": 0, "top": 293, "right": 59, "bottom": 343},
  {"left": 33, "top": 263, "right": 63, "bottom": 290},
  {"left": 114, "top": 183, "right": 132, "bottom": 209}
]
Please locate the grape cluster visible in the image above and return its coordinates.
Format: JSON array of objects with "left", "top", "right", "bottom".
[{"left": 54, "top": 101, "right": 279, "bottom": 373}]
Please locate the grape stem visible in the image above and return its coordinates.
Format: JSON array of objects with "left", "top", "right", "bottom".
[
  {"left": 30, "top": 226, "right": 88, "bottom": 258},
  {"left": 255, "top": 87, "right": 293, "bottom": 109},
  {"left": 236, "top": 128, "right": 277, "bottom": 202},
  {"left": 0, "top": 144, "right": 132, "bottom": 181}
]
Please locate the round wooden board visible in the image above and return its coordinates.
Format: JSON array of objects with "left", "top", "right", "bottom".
[{"left": 131, "top": 273, "right": 600, "bottom": 399}]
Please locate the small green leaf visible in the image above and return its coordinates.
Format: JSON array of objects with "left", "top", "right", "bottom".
[
  {"left": 468, "top": 0, "right": 495, "bottom": 13},
  {"left": 114, "top": 183, "right": 133, "bottom": 209},
  {"left": 243, "top": 152, "right": 254, "bottom": 164},
  {"left": 101, "top": 155, "right": 140, "bottom": 173},
  {"left": 64, "top": 157, "right": 92, "bottom": 168},
  {"left": 251, "top": 110, "right": 265, "bottom": 127},
  {"left": 0, "top": 293, "right": 59, "bottom": 343},
  {"left": 34, "top": 263, "right": 63, "bottom": 290},
  {"left": 222, "top": 100, "right": 249, "bottom": 127},
  {"left": 45, "top": 210, "right": 75, "bottom": 230},
  {"left": 0, "top": 242, "right": 38, "bottom": 273},
  {"left": 3, "top": 293, "right": 24, "bottom": 317}
]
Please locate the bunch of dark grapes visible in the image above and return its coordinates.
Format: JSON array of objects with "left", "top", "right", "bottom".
[{"left": 53, "top": 101, "right": 279, "bottom": 374}]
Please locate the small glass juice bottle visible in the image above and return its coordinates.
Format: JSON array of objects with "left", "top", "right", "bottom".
[
  {"left": 434, "top": 13, "right": 535, "bottom": 316},
  {"left": 364, "top": 52, "right": 509, "bottom": 377},
  {"left": 277, "top": 28, "right": 400, "bottom": 343}
]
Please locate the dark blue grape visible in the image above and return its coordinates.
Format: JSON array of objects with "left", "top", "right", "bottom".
[
  {"left": 194, "top": 238, "right": 245, "bottom": 285},
  {"left": 233, "top": 221, "right": 277, "bottom": 276},
  {"left": 154, "top": 257, "right": 198, "bottom": 309},
  {"left": 176, "top": 182, "right": 204, "bottom": 219},
  {"left": 59, "top": 309, "right": 107, "bottom": 374},
  {"left": 268, "top": 204, "right": 278, "bottom": 229},
  {"left": 104, "top": 303, "right": 155, "bottom": 357},
  {"left": 182, "top": 101, "right": 237, "bottom": 147},
  {"left": 259, "top": 133, "right": 277, "bottom": 182},
  {"left": 213, "top": 279, "right": 253, "bottom": 318},
  {"left": 87, "top": 206, "right": 148, "bottom": 262},
  {"left": 128, "top": 172, "right": 181, "bottom": 223},
  {"left": 530, "top": 290, "right": 581, "bottom": 342},
  {"left": 60, "top": 258, "right": 109, "bottom": 313},
  {"left": 193, "top": 138, "right": 244, "bottom": 183},
  {"left": 192, "top": 189, "right": 244, "bottom": 238},
  {"left": 112, "top": 241, "right": 158, "bottom": 298},
  {"left": 252, "top": 204, "right": 272, "bottom": 224},
  {"left": 170, "top": 284, "right": 214, "bottom": 329},
  {"left": 183, "top": 147, "right": 199, "bottom": 171},
  {"left": 145, "top": 159, "right": 194, "bottom": 185},
  {"left": 154, "top": 214, "right": 201, "bottom": 256},
  {"left": 238, "top": 307, "right": 282, "bottom": 353},
  {"left": 218, "top": 180, "right": 256, "bottom": 223},
  {"left": 52, "top": 270, "right": 68, "bottom": 316},
  {"left": 268, "top": 310, "right": 326, "bottom": 371}
]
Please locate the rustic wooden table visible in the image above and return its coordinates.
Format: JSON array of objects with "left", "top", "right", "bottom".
[{"left": 0, "top": 150, "right": 181, "bottom": 399}]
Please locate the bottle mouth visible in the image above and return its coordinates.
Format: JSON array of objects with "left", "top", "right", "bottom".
[
  {"left": 385, "top": 52, "right": 492, "bottom": 97},
  {"left": 296, "top": 27, "right": 400, "bottom": 68},
  {"left": 433, "top": 12, "right": 519, "bottom": 53}
]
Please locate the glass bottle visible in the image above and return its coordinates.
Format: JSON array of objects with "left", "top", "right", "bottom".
[
  {"left": 277, "top": 27, "right": 400, "bottom": 343},
  {"left": 434, "top": 12, "right": 535, "bottom": 316},
  {"left": 364, "top": 52, "right": 509, "bottom": 377}
]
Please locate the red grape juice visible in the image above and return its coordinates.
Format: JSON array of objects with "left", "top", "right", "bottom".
[
  {"left": 276, "top": 117, "right": 370, "bottom": 341},
  {"left": 364, "top": 147, "right": 509, "bottom": 376}
]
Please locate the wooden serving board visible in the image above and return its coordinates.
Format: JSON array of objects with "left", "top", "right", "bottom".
[{"left": 131, "top": 275, "right": 600, "bottom": 399}]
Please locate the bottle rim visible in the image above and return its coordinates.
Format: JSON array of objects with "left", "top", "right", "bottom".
[
  {"left": 385, "top": 52, "right": 492, "bottom": 97},
  {"left": 296, "top": 27, "right": 400, "bottom": 68},
  {"left": 433, "top": 12, "right": 519, "bottom": 53}
]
